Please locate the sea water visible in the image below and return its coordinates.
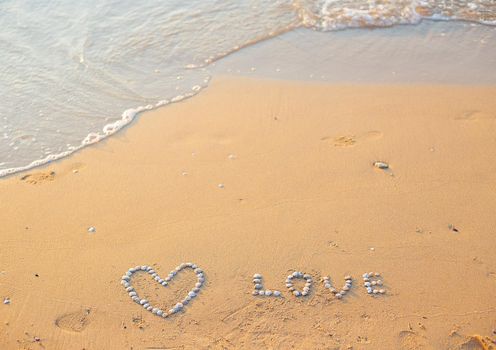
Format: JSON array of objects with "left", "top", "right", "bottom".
[{"left": 1, "top": 0, "right": 495, "bottom": 177}]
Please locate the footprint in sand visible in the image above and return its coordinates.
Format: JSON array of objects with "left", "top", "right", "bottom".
[
  {"left": 55, "top": 309, "right": 91, "bottom": 333},
  {"left": 397, "top": 330, "right": 436, "bottom": 350},
  {"left": 454, "top": 110, "right": 495, "bottom": 122},
  {"left": 322, "top": 130, "right": 383, "bottom": 147},
  {"left": 20, "top": 171, "right": 55, "bottom": 184},
  {"left": 459, "top": 335, "right": 495, "bottom": 350},
  {"left": 331, "top": 135, "right": 357, "bottom": 147}
]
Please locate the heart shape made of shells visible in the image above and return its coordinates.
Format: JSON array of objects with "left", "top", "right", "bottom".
[{"left": 121, "top": 262, "right": 204, "bottom": 318}]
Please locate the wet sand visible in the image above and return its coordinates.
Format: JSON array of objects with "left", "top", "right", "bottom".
[{"left": 1, "top": 77, "right": 496, "bottom": 349}]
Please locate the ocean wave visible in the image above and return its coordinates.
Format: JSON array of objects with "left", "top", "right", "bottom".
[
  {"left": 293, "top": 0, "right": 496, "bottom": 30},
  {"left": 0, "top": 86, "right": 204, "bottom": 178}
]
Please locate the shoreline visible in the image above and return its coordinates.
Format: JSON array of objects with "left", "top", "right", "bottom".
[
  {"left": 3, "top": 19, "right": 496, "bottom": 179},
  {"left": 3, "top": 78, "right": 495, "bottom": 182},
  {"left": 1, "top": 77, "right": 496, "bottom": 349}
]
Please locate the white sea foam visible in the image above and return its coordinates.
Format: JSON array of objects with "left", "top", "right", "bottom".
[
  {"left": 0, "top": 86, "right": 205, "bottom": 178},
  {"left": 294, "top": 0, "right": 496, "bottom": 31}
]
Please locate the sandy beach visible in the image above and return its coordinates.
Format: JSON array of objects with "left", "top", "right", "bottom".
[{"left": 1, "top": 77, "right": 496, "bottom": 349}]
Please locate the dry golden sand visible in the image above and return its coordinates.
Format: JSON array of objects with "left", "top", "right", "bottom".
[{"left": 1, "top": 77, "right": 496, "bottom": 349}]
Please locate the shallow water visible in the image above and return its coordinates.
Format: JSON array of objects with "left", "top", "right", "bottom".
[
  {"left": 212, "top": 21, "right": 496, "bottom": 84},
  {"left": 1, "top": 0, "right": 495, "bottom": 177}
]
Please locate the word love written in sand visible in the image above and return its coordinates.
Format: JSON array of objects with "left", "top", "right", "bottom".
[
  {"left": 121, "top": 262, "right": 205, "bottom": 319},
  {"left": 252, "top": 271, "right": 385, "bottom": 300}
]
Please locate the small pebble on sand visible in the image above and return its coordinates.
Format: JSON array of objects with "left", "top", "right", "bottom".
[
  {"left": 218, "top": 183, "right": 225, "bottom": 189},
  {"left": 373, "top": 161, "right": 389, "bottom": 169},
  {"left": 3, "top": 298, "right": 10, "bottom": 305},
  {"left": 87, "top": 226, "right": 96, "bottom": 233},
  {"left": 448, "top": 224, "right": 459, "bottom": 232}
]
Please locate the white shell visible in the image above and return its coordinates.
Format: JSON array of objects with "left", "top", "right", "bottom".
[{"left": 87, "top": 226, "right": 96, "bottom": 233}]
